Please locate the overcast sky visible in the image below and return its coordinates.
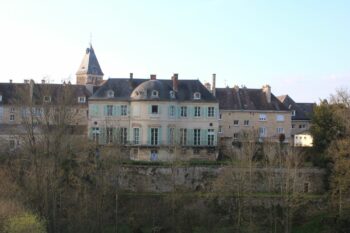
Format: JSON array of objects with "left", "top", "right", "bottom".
[{"left": 0, "top": 0, "right": 349, "bottom": 102}]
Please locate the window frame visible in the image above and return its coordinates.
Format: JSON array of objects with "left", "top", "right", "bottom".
[
  {"left": 194, "top": 106, "right": 201, "bottom": 117},
  {"left": 207, "top": 107, "right": 215, "bottom": 117},
  {"left": 259, "top": 114, "right": 267, "bottom": 121},
  {"left": 180, "top": 106, "right": 187, "bottom": 117}
]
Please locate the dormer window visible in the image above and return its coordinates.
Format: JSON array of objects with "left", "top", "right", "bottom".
[
  {"left": 78, "top": 96, "right": 86, "bottom": 103},
  {"left": 169, "top": 91, "right": 175, "bottom": 99},
  {"left": 193, "top": 92, "right": 201, "bottom": 100},
  {"left": 107, "top": 90, "right": 114, "bottom": 98},
  {"left": 43, "top": 96, "right": 51, "bottom": 103},
  {"left": 151, "top": 90, "right": 159, "bottom": 98},
  {"left": 0, "top": 95, "right": 2, "bottom": 102}
]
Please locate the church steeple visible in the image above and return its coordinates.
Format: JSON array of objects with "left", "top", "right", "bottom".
[{"left": 76, "top": 44, "right": 104, "bottom": 85}]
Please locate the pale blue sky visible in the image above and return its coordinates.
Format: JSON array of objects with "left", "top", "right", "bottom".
[{"left": 0, "top": 0, "right": 349, "bottom": 102}]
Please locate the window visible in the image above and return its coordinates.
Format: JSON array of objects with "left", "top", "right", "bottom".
[
  {"left": 219, "top": 126, "right": 222, "bottom": 133},
  {"left": 208, "top": 129, "right": 214, "bottom": 146},
  {"left": 10, "top": 114, "right": 15, "bottom": 121},
  {"left": 106, "top": 105, "right": 113, "bottom": 116},
  {"left": 194, "top": 129, "right": 201, "bottom": 146},
  {"left": 169, "top": 105, "right": 175, "bottom": 117},
  {"left": 169, "top": 91, "right": 175, "bottom": 99},
  {"left": 121, "top": 105, "right": 127, "bottom": 116},
  {"left": 207, "top": 107, "right": 215, "bottom": 117},
  {"left": 259, "top": 114, "right": 267, "bottom": 121},
  {"left": 219, "top": 114, "right": 222, "bottom": 120},
  {"left": 276, "top": 127, "right": 284, "bottom": 134},
  {"left": 259, "top": 127, "right": 267, "bottom": 137},
  {"left": 106, "top": 127, "right": 114, "bottom": 144},
  {"left": 292, "top": 124, "right": 295, "bottom": 128},
  {"left": 151, "top": 105, "right": 159, "bottom": 114},
  {"left": 43, "top": 96, "right": 51, "bottom": 102},
  {"left": 92, "top": 127, "right": 100, "bottom": 143},
  {"left": 276, "top": 115, "right": 285, "bottom": 122},
  {"left": 180, "top": 128, "right": 187, "bottom": 145},
  {"left": 244, "top": 120, "right": 249, "bottom": 126},
  {"left": 107, "top": 90, "right": 114, "bottom": 98},
  {"left": 169, "top": 127, "right": 175, "bottom": 145},
  {"left": 133, "top": 128, "right": 140, "bottom": 145},
  {"left": 304, "top": 183, "right": 309, "bottom": 193},
  {"left": 233, "top": 133, "right": 239, "bottom": 141},
  {"left": 299, "top": 124, "right": 306, "bottom": 129},
  {"left": 120, "top": 128, "right": 128, "bottom": 144},
  {"left": 180, "top": 106, "right": 187, "bottom": 117},
  {"left": 233, "top": 120, "right": 239, "bottom": 126},
  {"left": 151, "top": 90, "right": 159, "bottom": 97},
  {"left": 193, "top": 92, "right": 201, "bottom": 100},
  {"left": 292, "top": 110, "right": 296, "bottom": 116},
  {"left": 9, "top": 140, "right": 15, "bottom": 150},
  {"left": 151, "top": 128, "right": 159, "bottom": 145},
  {"left": 10, "top": 107, "right": 15, "bottom": 113},
  {"left": 194, "top": 106, "right": 201, "bottom": 117},
  {"left": 0, "top": 95, "right": 2, "bottom": 102},
  {"left": 78, "top": 96, "right": 86, "bottom": 103}
]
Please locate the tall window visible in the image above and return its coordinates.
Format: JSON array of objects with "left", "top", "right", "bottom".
[
  {"left": 106, "top": 127, "right": 113, "bottom": 144},
  {"left": 207, "top": 107, "right": 215, "bottom": 117},
  {"left": 92, "top": 127, "right": 100, "bottom": 143},
  {"left": 10, "top": 114, "right": 15, "bottom": 121},
  {"left": 169, "top": 127, "right": 175, "bottom": 145},
  {"left": 121, "top": 105, "right": 127, "bottom": 116},
  {"left": 180, "top": 106, "right": 187, "bottom": 117},
  {"left": 194, "top": 106, "right": 201, "bottom": 117},
  {"left": 169, "top": 105, "right": 175, "bottom": 117},
  {"left": 233, "top": 120, "right": 239, "bottom": 126},
  {"left": 244, "top": 120, "right": 249, "bottom": 126},
  {"left": 151, "top": 128, "right": 159, "bottom": 145},
  {"left": 259, "top": 114, "right": 267, "bottom": 121},
  {"left": 133, "top": 128, "right": 140, "bottom": 145},
  {"left": 194, "top": 129, "right": 201, "bottom": 145},
  {"left": 208, "top": 129, "right": 214, "bottom": 146},
  {"left": 180, "top": 128, "right": 187, "bottom": 145},
  {"left": 259, "top": 127, "right": 267, "bottom": 137},
  {"left": 107, "top": 105, "right": 113, "bottom": 116},
  {"left": 120, "top": 128, "right": 127, "bottom": 144}
]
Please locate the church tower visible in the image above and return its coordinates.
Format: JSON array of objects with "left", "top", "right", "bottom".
[{"left": 76, "top": 44, "right": 104, "bottom": 85}]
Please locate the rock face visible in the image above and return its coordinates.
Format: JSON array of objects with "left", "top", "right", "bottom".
[{"left": 116, "top": 165, "right": 326, "bottom": 194}]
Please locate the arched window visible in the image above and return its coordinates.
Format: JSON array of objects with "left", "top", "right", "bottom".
[
  {"left": 107, "top": 90, "right": 114, "bottom": 98},
  {"left": 193, "top": 92, "right": 201, "bottom": 100},
  {"left": 152, "top": 90, "right": 159, "bottom": 97}
]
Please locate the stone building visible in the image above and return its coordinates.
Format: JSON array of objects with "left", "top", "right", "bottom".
[{"left": 214, "top": 84, "right": 292, "bottom": 154}]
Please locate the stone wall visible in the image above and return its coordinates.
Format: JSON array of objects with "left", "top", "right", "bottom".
[{"left": 116, "top": 165, "right": 325, "bottom": 194}]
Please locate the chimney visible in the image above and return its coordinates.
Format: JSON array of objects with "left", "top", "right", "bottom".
[
  {"left": 9, "top": 79, "right": 12, "bottom": 84},
  {"left": 172, "top": 73, "right": 178, "bottom": 92},
  {"left": 129, "top": 73, "right": 133, "bottom": 80},
  {"left": 150, "top": 74, "right": 156, "bottom": 80},
  {"left": 24, "top": 79, "right": 29, "bottom": 84},
  {"left": 41, "top": 79, "right": 46, "bottom": 84},
  {"left": 212, "top": 73, "right": 216, "bottom": 96},
  {"left": 262, "top": 84, "right": 271, "bottom": 103},
  {"left": 29, "top": 80, "right": 35, "bottom": 103}
]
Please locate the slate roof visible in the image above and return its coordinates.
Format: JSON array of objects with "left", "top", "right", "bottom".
[
  {"left": 277, "top": 95, "right": 314, "bottom": 120},
  {"left": 76, "top": 44, "right": 104, "bottom": 76},
  {"left": 215, "top": 87, "right": 288, "bottom": 111},
  {"left": 90, "top": 78, "right": 217, "bottom": 102},
  {"left": 0, "top": 82, "right": 91, "bottom": 105}
]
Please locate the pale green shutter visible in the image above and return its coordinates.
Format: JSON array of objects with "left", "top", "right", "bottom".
[
  {"left": 148, "top": 105, "right": 152, "bottom": 115},
  {"left": 167, "top": 127, "right": 170, "bottom": 145},
  {"left": 99, "top": 128, "right": 105, "bottom": 144},
  {"left": 113, "top": 106, "right": 117, "bottom": 116},
  {"left": 158, "top": 105, "right": 161, "bottom": 115},
  {"left": 147, "top": 128, "right": 151, "bottom": 145},
  {"left": 88, "top": 127, "right": 93, "bottom": 140},
  {"left": 202, "top": 129, "right": 208, "bottom": 146},
  {"left": 158, "top": 127, "right": 164, "bottom": 145},
  {"left": 204, "top": 107, "right": 208, "bottom": 118},
  {"left": 188, "top": 129, "right": 193, "bottom": 146},
  {"left": 103, "top": 105, "right": 107, "bottom": 116}
]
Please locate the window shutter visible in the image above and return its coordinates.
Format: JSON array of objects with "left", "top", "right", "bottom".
[
  {"left": 213, "top": 130, "right": 217, "bottom": 146},
  {"left": 214, "top": 107, "right": 217, "bottom": 118},
  {"left": 177, "top": 106, "right": 181, "bottom": 117},
  {"left": 147, "top": 128, "right": 151, "bottom": 145},
  {"left": 88, "top": 127, "right": 93, "bottom": 140},
  {"left": 116, "top": 105, "right": 121, "bottom": 116},
  {"left": 103, "top": 105, "right": 107, "bottom": 116},
  {"left": 204, "top": 107, "right": 208, "bottom": 118},
  {"left": 113, "top": 127, "right": 118, "bottom": 142},
  {"left": 202, "top": 129, "right": 208, "bottom": 146},
  {"left": 167, "top": 127, "right": 170, "bottom": 144},
  {"left": 188, "top": 129, "right": 193, "bottom": 146},
  {"left": 168, "top": 105, "right": 171, "bottom": 117},
  {"left": 158, "top": 105, "right": 161, "bottom": 115},
  {"left": 99, "top": 127, "right": 106, "bottom": 144},
  {"left": 113, "top": 106, "right": 117, "bottom": 116},
  {"left": 148, "top": 105, "right": 151, "bottom": 115},
  {"left": 158, "top": 127, "right": 162, "bottom": 145}
]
